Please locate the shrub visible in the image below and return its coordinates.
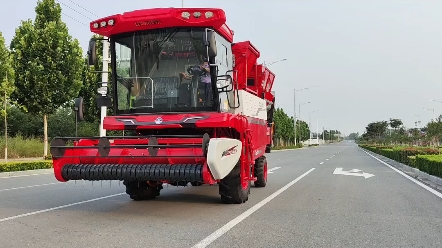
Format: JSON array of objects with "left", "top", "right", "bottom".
[
  {"left": 359, "top": 144, "right": 442, "bottom": 178},
  {"left": 0, "top": 161, "right": 53, "bottom": 172},
  {"left": 415, "top": 155, "right": 442, "bottom": 178}
]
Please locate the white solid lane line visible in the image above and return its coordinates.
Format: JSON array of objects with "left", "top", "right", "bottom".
[
  {"left": 0, "top": 172, "right": 52, "bottom": 179},
  {"left": 0, "top": 193, "right": 125, "bottom": 223},
  {"left": 267, "top": 167, "right": 281, "bottom": 174},
  {"left": 0, "top": 182, "right": 61, "bottom": 192},
  {"left": 362, "top": 149, "right": 442, "bottom": 199},
  {"left": 191, "top": 168, "right": 316, "bottom": 248}
]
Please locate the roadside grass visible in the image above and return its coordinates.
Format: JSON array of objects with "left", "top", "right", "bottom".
[{"left": 0, "top": 135, "right": 44, "bottom": 159}]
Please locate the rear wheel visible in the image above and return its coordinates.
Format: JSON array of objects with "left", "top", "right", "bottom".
[
  {"left": 265, "top": 145, "right": 271, "bottom": 153},
  {"left": 219, "top": 160, "right": 250, "bottom": 204},
  {"left": 254, "top": 156, "right": 267, "bottom": 187},
  {"left": 124, "top": 180, "right": 162, "bottom": 201}
]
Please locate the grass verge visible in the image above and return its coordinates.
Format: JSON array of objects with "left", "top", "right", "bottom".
[{"left": 0, "top": 135, "right": 44, "bottom": 159}]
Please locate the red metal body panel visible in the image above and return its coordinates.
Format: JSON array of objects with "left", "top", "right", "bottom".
[
  {"left": 89, "top": 8, "right": 233, "bottom": 43},
  {"left": 102, "top": 113, "right": 267, "bottom": 160},
  {"left": 231, "top": 41, "right": 260, "bottom": 91}
]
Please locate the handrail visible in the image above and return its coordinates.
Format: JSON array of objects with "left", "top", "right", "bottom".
[{"left": 121, "top": 76, "right": 154, "bottom": 108}]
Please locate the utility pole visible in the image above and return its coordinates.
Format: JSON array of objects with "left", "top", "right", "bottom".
[
  {"left": 423, "top": 108, "right": 435, "bottom": 122},
  {"left": 4, "top": 73, "right": 7, "bottom": 163},
  {"left": 293, "top": 89, "right": 297, "bottom": 146},
  {"left": 293, "top": 87, "right": 309, "bottom": 146},
  {"left": 316, "top": 118, "right": 319, "bottom": 145},
  {"left": 99, "top": 38, "right": 109, "bottom": 137},
  {"left": 308, "top": 111, "right": 311, "bottom": 145}
]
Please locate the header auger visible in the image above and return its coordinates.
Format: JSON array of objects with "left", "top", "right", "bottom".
[{"left": 50, "top": 7, "right": 276, "bottom": 204}]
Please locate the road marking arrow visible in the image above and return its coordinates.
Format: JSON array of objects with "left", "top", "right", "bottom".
[
  {"left": 268, "top": 167, "right": 281, "bottom": 174},
  {"left": 333, "top": 168, "right": 375, "bottom": 179}
]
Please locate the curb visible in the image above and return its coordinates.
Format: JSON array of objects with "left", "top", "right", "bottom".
[{"left": 360, "top": 148, "right": 442, "bottom": 192}]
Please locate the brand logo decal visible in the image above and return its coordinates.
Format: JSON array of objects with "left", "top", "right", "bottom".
[
  {"left": 155, "top": 117, "right": 163, "bottom": 124},
  {"left": 135, "top": 20, "right": 161, "bottom": 26},
  {"left": 222, "top": 145, "right": 238, "bottom": 157}
]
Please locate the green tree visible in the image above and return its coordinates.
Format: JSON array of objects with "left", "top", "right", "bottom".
[
  {"left": 347, "top": 132, "right": 359, "bottom": 140},
  {"left": 0, "top": 31, "right": 15, "bottom": 116},
  {"left": 297, "top": 120, "right": 310, "bottom": 142},
  {"left": 9, "top": 0, "right": 84, "bottom": 157},
  {"left": 80, "top": 35, "right": 102, "bottom": 123},
  {"left": 389, "top": 118, "right": 403, "bottom": 129}
]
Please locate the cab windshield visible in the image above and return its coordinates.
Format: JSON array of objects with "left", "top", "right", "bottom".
[{"left": 111, "top": 28, "right": 216, "bottom": 114}]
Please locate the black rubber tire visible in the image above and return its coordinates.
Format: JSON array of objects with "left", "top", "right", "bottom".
[
  {"left": 265, "top": 145, "right": 271, "bottom": 153},
  {"left": 218, "top": 161, "right": 250, "bottom": 204},
  {"left": 254, "top": 156, "right": 267, "bottom": 187},
  {"left": 124, "top": 180, "right": 162, "bottom": 201}
]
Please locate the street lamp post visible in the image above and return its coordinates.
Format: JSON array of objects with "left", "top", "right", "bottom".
[
  {"left": 315, "top": 115, "right": 324, "bottom": 145},
  {"left": 265, "top": 58, "right": 287, "bottom": 67},
  {"left": 293, "top": 87, "right": 309, "bottom": 146},
  {"left": 298, "top": 101, "right": 311, "bottom": 145},
  {"left": 429, "top": 99, "right": 442, "bottom": 120},
  {"left": 309, "top": 110, "right": 318, "bottom": 145},
  {"left": 423, "top": 108, "right": 435, "bottom": 122}
]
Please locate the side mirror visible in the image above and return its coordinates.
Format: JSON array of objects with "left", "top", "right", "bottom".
[
  {"left": 204, "top": 29, "right": 217, "bottom": 58},
  {"left": 74, "top": 97, "right": 85, "bottom": 122},
  {"left": 87, "top": 39, "right": 97, "bottom": 66}
]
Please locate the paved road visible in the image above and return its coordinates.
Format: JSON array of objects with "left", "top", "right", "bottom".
[{"left": 0, "top": 142, "right": 441, "bottom": 247}]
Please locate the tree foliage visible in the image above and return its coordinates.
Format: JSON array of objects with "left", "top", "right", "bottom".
[
  {"left": 273, "top": 107, "right": 311, "bottom": 145},
  {"left": 0, "top": 31, "right": 15, "bottom": 116},
  {"left": 80, "top": 34, "right": 104, "bottom": 122},
  {"left": 362, "top": 121, "right": 388, "bottom": 140},
  {"left": 9, "top": 0, "right": 83, "bottom": 115},
  {"left": 9, "top": 0, "right": 84, "bottom": 157},
  {"left": 389, "top": 118, "right": 403, "bottom": 129},
  {"left": 346, "top": 132, "right": 359, "bottom": 140}
]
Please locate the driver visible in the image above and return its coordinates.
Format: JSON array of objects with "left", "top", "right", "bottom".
[{"left": 180, "top": 58, "right": 212, "bottom": 104}]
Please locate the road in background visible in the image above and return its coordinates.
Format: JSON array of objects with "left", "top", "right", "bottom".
[{"left": 0, "top": 142, "right": 440, "bottom": 248}]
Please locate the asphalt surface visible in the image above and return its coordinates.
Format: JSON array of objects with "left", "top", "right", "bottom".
[{"left": 0, "top": 141, "right": 441, "bottom": 248}]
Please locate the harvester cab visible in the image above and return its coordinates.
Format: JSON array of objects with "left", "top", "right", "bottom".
[{"left": 50, "top": 8, "right": 276, "bottom": 204}]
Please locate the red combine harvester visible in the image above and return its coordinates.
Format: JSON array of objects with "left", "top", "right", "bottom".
[{"left": 50, "top": 7, "right": 276, "bottom": 204}]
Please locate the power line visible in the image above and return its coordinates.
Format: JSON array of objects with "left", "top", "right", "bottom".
[
  {"left": 67, "top": 0, "right": 100, "bottom": 18},
  {"left": 61, "top": 12, "right": 88, "bottom": 26},
  {"left": 57, "top": 1, "right": 94, "bottom": 21}
]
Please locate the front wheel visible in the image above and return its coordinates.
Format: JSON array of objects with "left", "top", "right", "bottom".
[{"left": 218, "top": 161, "right": 250, "bottom": 204}]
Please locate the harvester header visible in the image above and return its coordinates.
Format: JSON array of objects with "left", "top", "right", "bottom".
[{"left": 51, "top": 6, "right": 277, "bottom": 204}]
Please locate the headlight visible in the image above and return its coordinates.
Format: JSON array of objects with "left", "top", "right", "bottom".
[
  {"left": 205, "top": 11, "right": 214, "bottom": 18},
  {"left": 181, "top": 12, "right": 190, "bottom": 19}
]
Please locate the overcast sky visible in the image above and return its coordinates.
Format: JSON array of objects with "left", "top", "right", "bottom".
[{"left": 1, "top": 0, "right": 442, "bottom": 135}]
